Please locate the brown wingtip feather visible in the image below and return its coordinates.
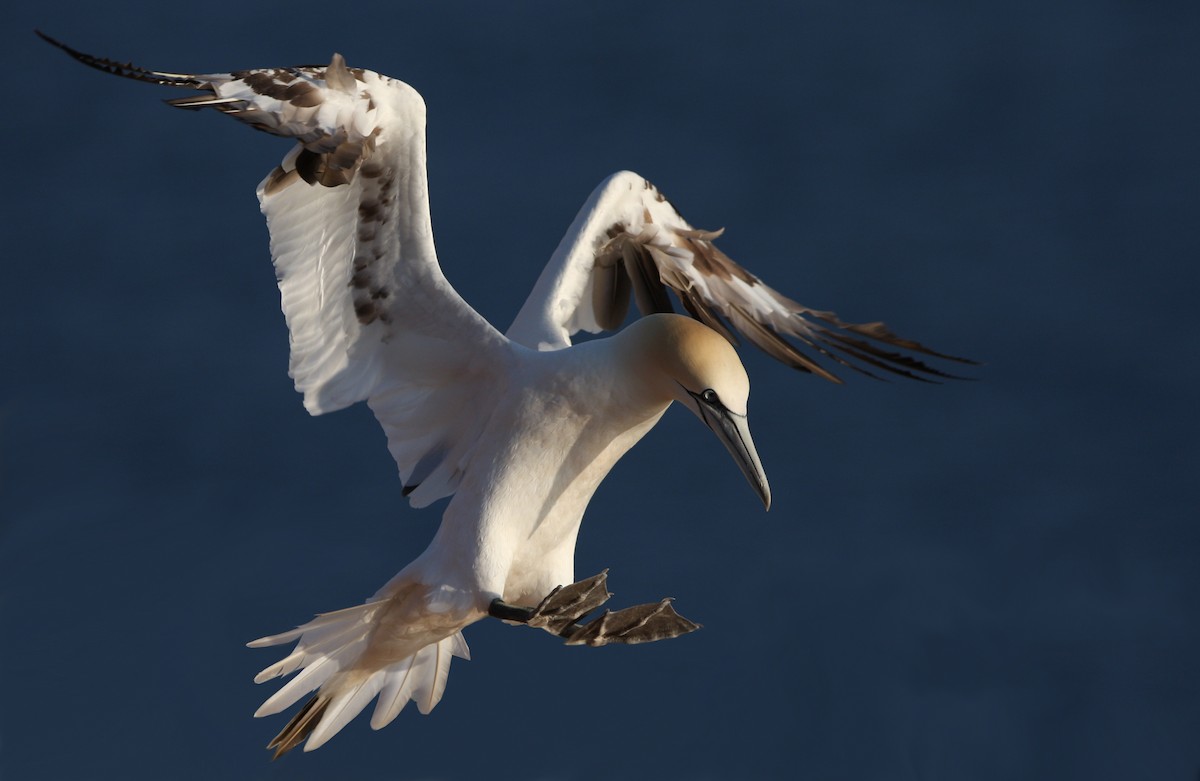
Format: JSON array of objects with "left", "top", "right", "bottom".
[
  {"left": 267, "top": 695, "right": 329, "bottom": 760},
  {"left": 36, "top": 30, "right": 204, "bottom": 88},
  {"left": 651, "top": 225, "right": 976, "bottom": 383}
]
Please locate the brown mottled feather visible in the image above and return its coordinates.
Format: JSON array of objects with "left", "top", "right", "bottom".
[
  {"left": 348, "top": 169, "right": 397, "bottom": 324},
  {"left": 681, "top": 233, "right": 759, "bottom": 286},
  {"left": 658, "top": 266, "right": 740, "bottom": 346},
  {"left": 596, "top": 220, "right": 975, "bottom": 383},
  {"left": 41, "top": 36, "right": 380, "bottom": 193}
]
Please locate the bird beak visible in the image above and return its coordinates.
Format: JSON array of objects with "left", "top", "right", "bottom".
[{"left": 690, "top": 393, "right": 772, "bottom": 511}]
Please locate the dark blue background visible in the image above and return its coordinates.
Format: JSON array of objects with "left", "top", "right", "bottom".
[{"left": 3, "top": 3, "right": 1197, "bottom": 779}]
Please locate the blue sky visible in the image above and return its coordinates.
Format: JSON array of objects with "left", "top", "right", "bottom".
[{"left": 3, "top": 2, "right": 1198, "bottom": 779}]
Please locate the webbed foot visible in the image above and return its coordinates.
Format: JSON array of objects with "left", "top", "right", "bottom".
[
  {"left": 564, "top": 598, "right": 700, "bottom": 646},
  {"left": 487, "top": 570, "right": 701, "bottom": 646}
]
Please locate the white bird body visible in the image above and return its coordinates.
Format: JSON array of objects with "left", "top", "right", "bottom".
[
  {"left": 399, "top": 341, "right": 669, "bottom": 606},
  {"left": 376, "top": 338, "right": 661, "bottom": 601},
  {"left": 41, "top": 34, "right": 971, "bottom": 756},
  {"left": 250, "top": 320, "right": 704, "bottom": 750}
]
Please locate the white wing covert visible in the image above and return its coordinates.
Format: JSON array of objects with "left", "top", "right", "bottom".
[{"left": 508, "top": 171, "right": 973, "bottom": 382}]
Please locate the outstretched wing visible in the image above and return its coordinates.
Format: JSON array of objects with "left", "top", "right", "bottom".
[
  {"left": 40, "top": 34, "right": 512, "bottom": 506},
  {"left": 507, "top": 170, "right": 973, "bottom": 382}
]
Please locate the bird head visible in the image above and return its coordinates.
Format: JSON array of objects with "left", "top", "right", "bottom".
[{"left": 627, "top": 314, "right": 771, "bottom": 510}]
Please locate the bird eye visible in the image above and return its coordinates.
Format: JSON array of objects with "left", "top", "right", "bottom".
[{"left": 701, "top": 389, "right": 718, "bottom": 404}]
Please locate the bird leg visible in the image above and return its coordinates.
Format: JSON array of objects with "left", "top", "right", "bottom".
[{"left": 487, "top": 570, "right": 701, "bottom": 647}]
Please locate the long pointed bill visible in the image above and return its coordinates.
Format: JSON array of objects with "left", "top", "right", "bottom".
[{"left": 695, "top": 398, "right": 771, "bottom": 510}]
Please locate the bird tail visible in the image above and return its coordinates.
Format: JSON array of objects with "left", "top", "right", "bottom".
[{"left": 248, "top": 600, "right": 471, "bottom": 758}]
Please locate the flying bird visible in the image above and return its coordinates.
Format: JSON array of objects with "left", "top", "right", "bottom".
[{"left": 40, "top": 33, "right": 973, "bottom": 758}]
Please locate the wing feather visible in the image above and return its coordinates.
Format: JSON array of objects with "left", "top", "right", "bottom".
[
  {"left": 507, "top": 170, "right": 973, "bottom": 381},
  {"left": 233, "top": 57, "right": 513, "bottom": 503},
  {"left": 42, "top": 36, "right": 516, "bottom": 504}
]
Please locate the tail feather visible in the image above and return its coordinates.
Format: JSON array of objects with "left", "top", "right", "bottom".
[
  {"left": 370, "top": 658, "right": 421, "bottom": 730},
  {"left": 368, "top": 631, "right": 465, "bottom": 730},
  {"left": 415, "top": 641, "right": 449, "bottom": 716},
  {"left": 255, "top": 654, "right": 345, "bottom": 718},
  {"left": 304, "top": 674, "right": 389, "bottom": 752},
  {"left": 267, "top": 695, "right": 328, "bottom": 759},
  {"left": 253, "top": 618, "right": 373, "bottom": 683},
  {"left": 250, "top": 600, "right": 471, "bottom": 757},
  {"left": 248, "top": 602, "right": 379, "bottom": 649},
  {"left": 449, "top": 632, "right": 472, "bottom": 661}
]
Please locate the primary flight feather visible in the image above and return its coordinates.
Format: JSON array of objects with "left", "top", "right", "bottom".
[{"left": 39, "top": 32, "right": 973, "bottom": 757}]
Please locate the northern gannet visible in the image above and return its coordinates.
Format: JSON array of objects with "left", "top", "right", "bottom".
[{"left": 40, "top": 33, "right": 973, "bottom": 758}]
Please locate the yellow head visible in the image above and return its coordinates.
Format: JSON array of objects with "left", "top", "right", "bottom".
[{"left": 622, "top": 314, "right": 770, "bottom": 509}]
